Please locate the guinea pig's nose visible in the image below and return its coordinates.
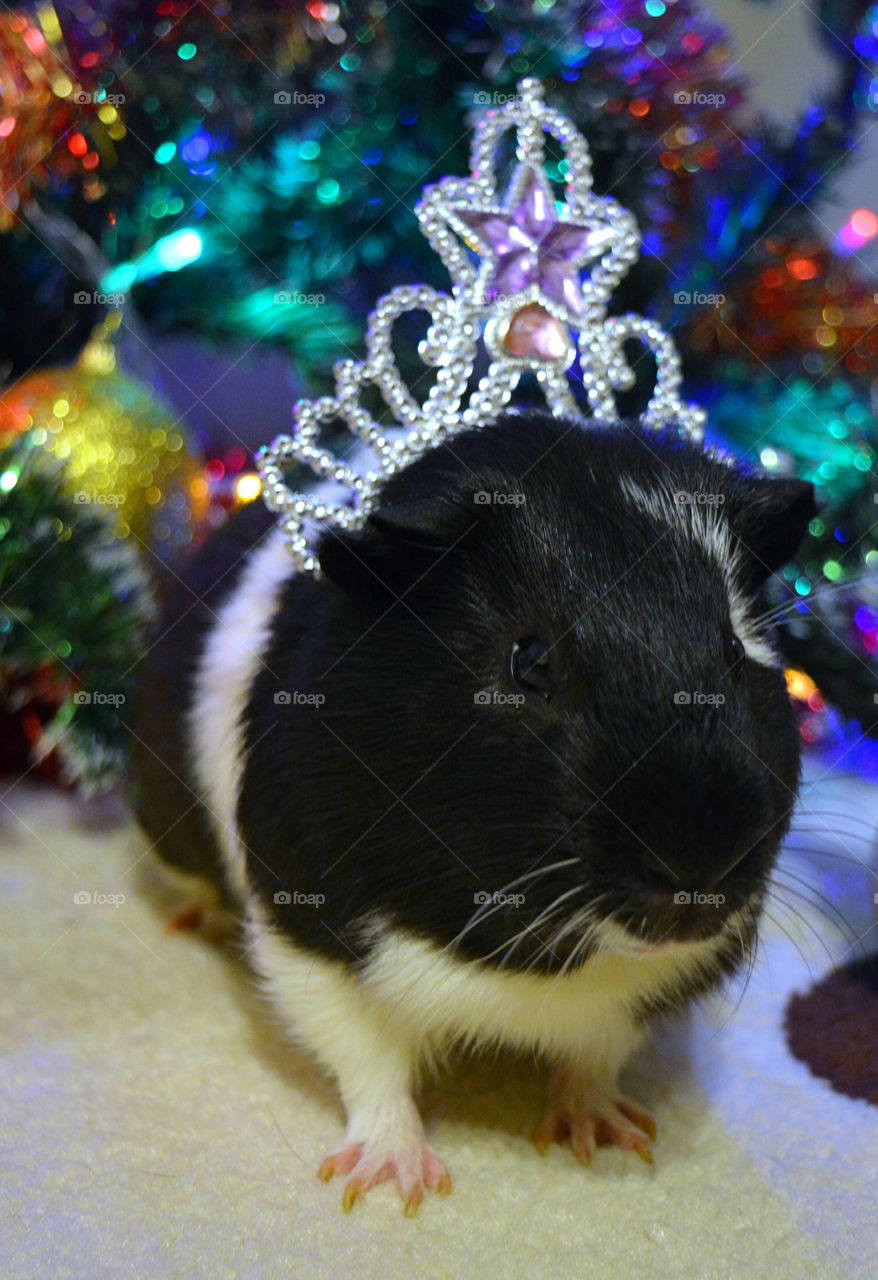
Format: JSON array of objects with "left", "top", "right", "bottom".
[{"left": 638, "top": 864, "right": 730, "bottom": 943}]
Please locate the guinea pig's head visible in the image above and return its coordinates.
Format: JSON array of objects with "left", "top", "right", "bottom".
[{"left": 316, "top": 412, "right": 815, "bottom": 975}]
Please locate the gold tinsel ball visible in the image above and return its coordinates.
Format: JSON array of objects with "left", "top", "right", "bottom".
[{"left": 0, "top": 319, "right": 205, "bottom": 562}]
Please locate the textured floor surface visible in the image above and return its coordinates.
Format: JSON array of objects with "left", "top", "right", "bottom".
[{"left": 2, "top": 764, "right": 877, "bottom": 1280}]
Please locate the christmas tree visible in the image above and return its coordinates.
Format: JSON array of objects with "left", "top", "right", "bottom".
[{"left": 1, "top": 0, "right": 876, "bottom": 785}]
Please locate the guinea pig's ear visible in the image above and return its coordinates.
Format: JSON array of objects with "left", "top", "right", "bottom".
[
  {"left": 318, "top": 497, "right": 476, "bottom": 595},
  {"left": 730, "top": 476, "right": 817, "bottom": 583}
]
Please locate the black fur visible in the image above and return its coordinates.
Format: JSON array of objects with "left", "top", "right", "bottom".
[
  {"left": 133, "top": 413, "right": 815, "bottom": 997},
  {"left": 129, "top": 502, "right": 275, "bottom": 901}
]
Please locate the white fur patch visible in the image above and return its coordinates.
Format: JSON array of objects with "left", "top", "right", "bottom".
[
  {"left": 245, "top": 892, "right": 729, "bottom": 1105},
  {"left": 188, "top": 525, "right": 298, "bottom": 900},
  {"left": 619, "top": 475, "right": 778, "bottom": 668}
]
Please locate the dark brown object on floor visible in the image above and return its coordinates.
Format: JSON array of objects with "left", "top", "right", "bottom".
[{"left": 785, "top": 952, "right": 878, "bottom": 1106}]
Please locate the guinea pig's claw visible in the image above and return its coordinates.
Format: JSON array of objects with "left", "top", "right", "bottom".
[
  {"left": 535, "top": 1074, "right": 657, "bottom": 1169},
  {"left": 342, "top": 1182, "right": 361, "bottom": 1213},
  {"left": 318, "top": 1144, "right": 363, "bottom": 1183},
  {"left": 403, "top": 1185, "right": 423, "bottom": 1217},
  {"left": 318, "top": 1135, "right": 452, "bottom": 1215},
  {"left": 616, "top": 1098, "right": 657, "bottom": 1142}
]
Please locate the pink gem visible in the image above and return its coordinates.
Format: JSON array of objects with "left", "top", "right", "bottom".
[{"left": 502, "top": 303, "right": 570, "bottom": 361}]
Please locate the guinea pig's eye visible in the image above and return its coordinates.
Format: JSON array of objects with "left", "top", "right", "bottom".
[
  {"left": 511, "top": 638, "right": 552, "bottom": 700},
  {"left": 727, "top": 634, "right": 746, "bottom": 676}
]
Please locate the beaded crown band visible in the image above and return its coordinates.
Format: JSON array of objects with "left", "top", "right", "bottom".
[{"left": 258, "top": 77, "right": 705, "bottom": 571}]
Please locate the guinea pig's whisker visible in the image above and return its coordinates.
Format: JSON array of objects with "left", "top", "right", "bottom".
[
  {"left": 787, "top": 824, "right": 877, "bottom": 851},
  {"left": 443, "top": 857, "right": 581, "bottom": 956},
  {"left": 497, "top": 885, "right": 588, "bottom": 967},
  {"left": 475, "top": 902, "right": 577, "bottom": 969},
  {"left": 760, "top": 906, "right": 819, "bottom": 981},
  {"left": 793, "top": 806, "right": 878, "bottom": 830},
  {"left": 769, "top": 880, "right": 855, "bottom": 961},
  {"left": 788, "top": 821, "right": 876, "bottom": 843},
  {"left": 712, "top": 917, "right": 759, "bottom": 1033},
  {"left": 751, "top": 573, "right": 878, "bottom": 627},
  {"left": 525, "top": 901, "right": 602, "bottom": 974},
  {"left": 529, "top": 907, "right": 609, "bottom": 1025},
  {"left": 501, "top": 898, "right": 592, "bottom": 973},
  {"left": 785, "top": 841, "right": 874, "bottom": 866},
  {"left": 791, "top": 827, "right": 878, "bottom": 850},
  {"left": 771, "top": 866, "right": 861, "bottom": 946},
  {"left": 762, "top": 896, "right": 834, "bottom": 972},
  {"left": 787, "top": 834, "right": 875, "bottom": 860},
  {"left": 542, "top": 901, "right": 600, "bottom": 958}
]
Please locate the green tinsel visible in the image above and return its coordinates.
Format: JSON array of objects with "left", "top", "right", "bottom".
[{"left": 0, "top": 435, "right": 154, "bottom": 792}]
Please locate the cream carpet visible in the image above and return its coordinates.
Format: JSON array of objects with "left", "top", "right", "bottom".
[{"left": 2, "top": 764, "right": 877, "bottom": 1280}]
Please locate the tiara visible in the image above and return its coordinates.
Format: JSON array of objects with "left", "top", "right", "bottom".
[{"left": 257, "top": 77, "right": 705, "bottom": 571}]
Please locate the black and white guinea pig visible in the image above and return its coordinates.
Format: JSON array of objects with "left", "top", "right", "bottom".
[{"left": 131, "top": 411, "right": 816, "bottom": 1213}]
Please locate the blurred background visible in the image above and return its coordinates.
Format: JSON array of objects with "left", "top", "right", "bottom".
[{"left": 0, "top": 0, "right": 876, "bottom": 792}]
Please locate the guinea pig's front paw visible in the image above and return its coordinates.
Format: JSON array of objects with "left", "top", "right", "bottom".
[
  {"left": 532, "top": 1064, "right": 656, "bottom": 1167},
  {"left": 317, "top": 1098, "right": 452, "bottom": 1216}
]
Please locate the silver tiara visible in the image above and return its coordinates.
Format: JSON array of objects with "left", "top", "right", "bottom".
[{"left": 258, "top": 77, "right": 705, "bottom": 571}]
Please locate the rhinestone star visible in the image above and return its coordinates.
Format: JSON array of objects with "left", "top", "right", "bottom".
[{"left": 450, "top": 165, "right": 617, "bottom": 316}]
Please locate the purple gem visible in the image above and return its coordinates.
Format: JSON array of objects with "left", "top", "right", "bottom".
[{"left": 453, "top": 167, "right": 615, "bottom": 315}]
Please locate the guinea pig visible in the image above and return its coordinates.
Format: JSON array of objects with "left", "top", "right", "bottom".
[{"left": 130, "top": 410, "right": 816, "bottom": 1214}]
